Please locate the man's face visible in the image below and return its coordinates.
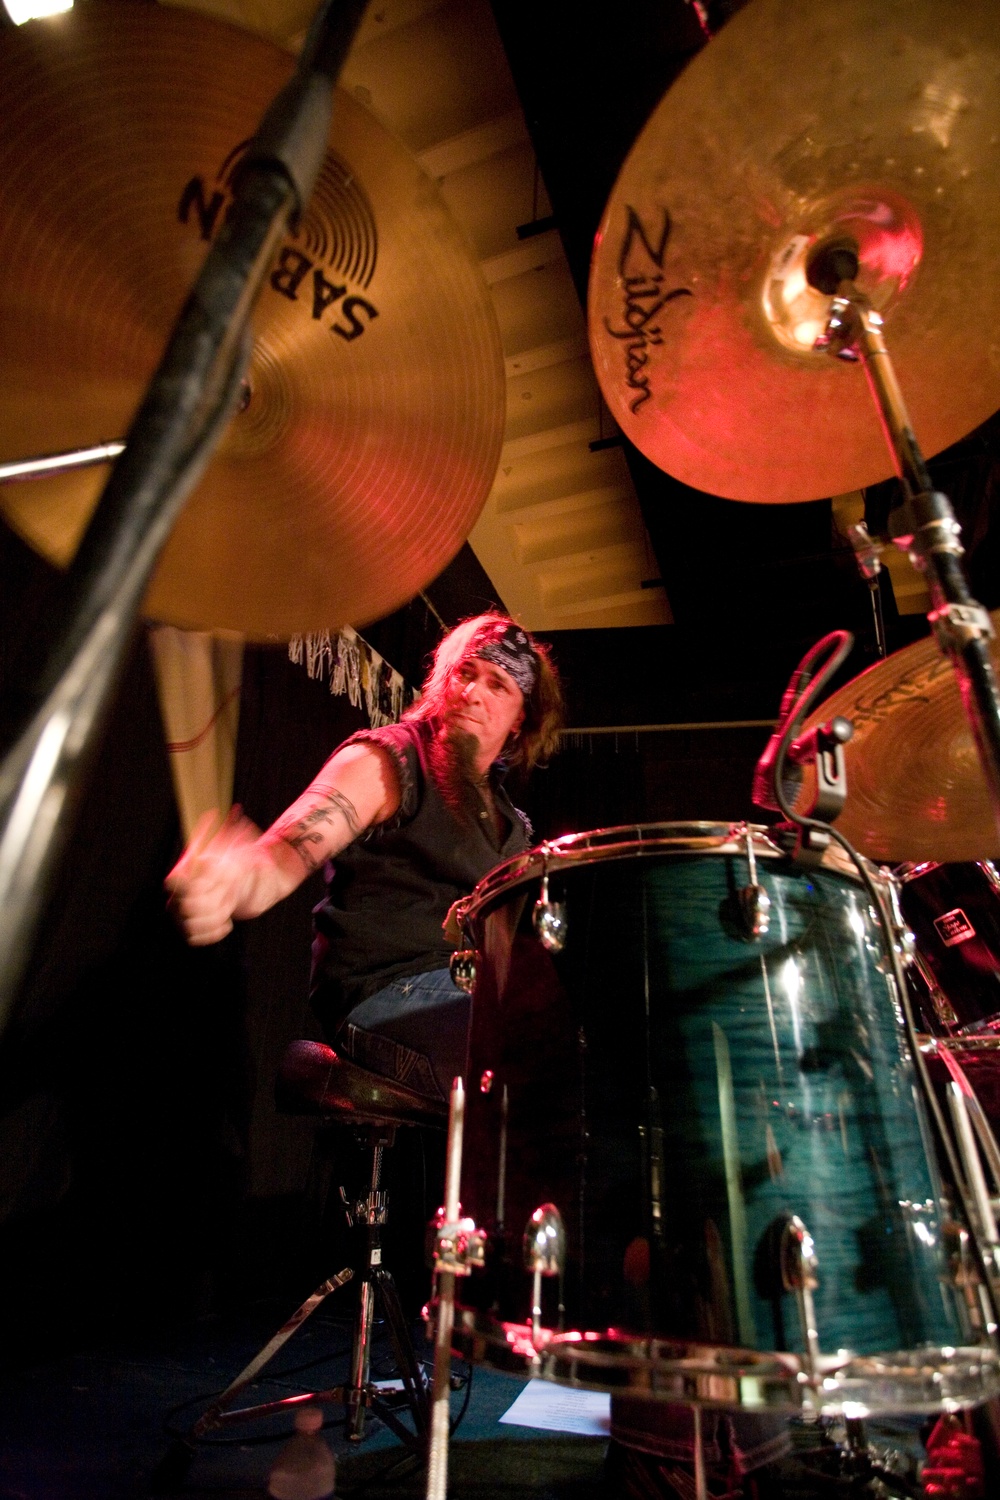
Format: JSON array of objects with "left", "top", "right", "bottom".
[{"left": 444, "top": 655, "right": 525, "bottom": 770}]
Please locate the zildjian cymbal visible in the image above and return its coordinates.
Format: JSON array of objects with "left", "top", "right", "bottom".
[
  {"left": 799, "top": 618, "right": 1000, "bottom": 864},
  {"left": 0, "top": 3, "right": 504, "bottom": 638},
  {"left": 588, "top": 0, "right": 1000, "bottom": 503}
]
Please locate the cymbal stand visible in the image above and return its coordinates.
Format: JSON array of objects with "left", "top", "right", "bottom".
[
  {"left": 426, "top": 1078, "right": 485, "bottom": 1500},
  {"left": 810, "top": 243, "right": 1000, "bottom": 839}
]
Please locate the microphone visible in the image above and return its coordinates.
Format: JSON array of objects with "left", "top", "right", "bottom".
[{"left": 752, "top": 631, "right": 854, "bottom": 815}]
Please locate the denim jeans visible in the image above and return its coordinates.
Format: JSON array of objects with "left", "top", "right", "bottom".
[{"left": 337, "top": 968, "right": 470, "bottom": 1102}]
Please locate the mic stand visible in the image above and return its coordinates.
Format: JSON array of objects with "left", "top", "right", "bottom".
[
  {"left": 773, "top": 716, "right": 854, "bottom": 867},
  {"left": 810, "top": 242, "right": 1000, "bottom": 841},
  {"left": 0, "top": 0, "right": 369, "bottom": 1034}
]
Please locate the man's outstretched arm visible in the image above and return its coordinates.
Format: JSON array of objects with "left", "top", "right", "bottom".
[{"left": 165, "top": 739, "right": 400, "bottom": 945}]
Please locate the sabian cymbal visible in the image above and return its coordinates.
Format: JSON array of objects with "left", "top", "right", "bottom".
[
  {"left": 0, "top": 3, "right": 504, "bottom": 638},
  {"left": 588, "top": 0, "right": 1000, "bottom": 503},
  {"left": 799, "top": 620, "right": 1000, "bottom": 864}
]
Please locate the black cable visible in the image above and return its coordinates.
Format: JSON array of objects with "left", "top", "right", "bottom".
[
  {"left": 449, "top": 1359, "right": 474, "bottom": 1436},
  {"left": 753, "top": 630, "right": 853, "bottom": 812}
]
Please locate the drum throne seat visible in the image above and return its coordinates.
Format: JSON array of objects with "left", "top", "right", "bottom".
[{"left": 186, "top": 1040, "right": 446, "bottom": 1454}]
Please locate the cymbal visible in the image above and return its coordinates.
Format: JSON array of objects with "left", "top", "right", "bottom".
[
  {"left": 799, "top": 620, "right": 1000, "bottom": 864},
  {"left": 0, "top": 3, "right": 504, "bottom": 639},
  {"left": 588, "top": 0, "right": 1000, "bottom": 503}
]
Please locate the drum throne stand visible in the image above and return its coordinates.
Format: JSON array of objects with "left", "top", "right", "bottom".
[{"left": 156, "top": 1041, "right": 446, "bottom": 1487}]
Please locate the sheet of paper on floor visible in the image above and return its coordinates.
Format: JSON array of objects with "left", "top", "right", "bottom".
[{"left": 499, "top": 1379, "right": 611, "bottom": 1436}]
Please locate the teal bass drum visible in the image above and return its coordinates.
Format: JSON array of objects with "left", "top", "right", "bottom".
[{"left": 455, "top": 824, "right": 997, "bottom": 1413}]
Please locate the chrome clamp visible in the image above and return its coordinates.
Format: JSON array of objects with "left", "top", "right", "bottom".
[
  {"left": 929, "top": 602, "right": 995, "bottom": 652},
  {"left": 431, "top": 1206, "right": 486, "bottom": 1277}
]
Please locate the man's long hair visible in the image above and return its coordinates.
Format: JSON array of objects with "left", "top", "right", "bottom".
[{"left": 405, "top": 612, "right": 564, "bottom": 774}]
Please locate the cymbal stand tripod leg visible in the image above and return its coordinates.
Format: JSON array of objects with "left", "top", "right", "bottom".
[{"left": 815, "top": 266, "right": 1000, "bottom": 840}]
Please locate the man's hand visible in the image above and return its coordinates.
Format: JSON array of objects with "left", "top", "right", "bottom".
[
  {"left": 165, "top": 739, "right": 404, "bottom": 946},
  {"left": 165, "top": 807, "right": 262, "bottom": 946}
]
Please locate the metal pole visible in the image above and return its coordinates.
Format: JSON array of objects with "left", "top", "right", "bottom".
[
  {"left": 427, "top": 1078, "right": 466, "bottom": 1500},
  {"left": 819, "top": 282, "right": 1000, "bottom": 838}
]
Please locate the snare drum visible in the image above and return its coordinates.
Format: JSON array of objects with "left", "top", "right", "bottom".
[{"left": 452, "top": 824, "right": 996, "bottom": 1413}]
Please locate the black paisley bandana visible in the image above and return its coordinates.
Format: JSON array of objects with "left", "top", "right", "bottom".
[{"left": 469, "top": 621, "right": 538, "bottom": 696}]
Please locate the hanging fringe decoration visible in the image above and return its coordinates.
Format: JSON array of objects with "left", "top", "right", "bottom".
[{"left": 288, "top": 625, "right": 411, "bottom": 727}]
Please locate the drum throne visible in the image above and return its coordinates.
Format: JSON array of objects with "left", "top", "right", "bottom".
[{"left": 188, "top": 1041, "right": 446, "bottom": 1453}]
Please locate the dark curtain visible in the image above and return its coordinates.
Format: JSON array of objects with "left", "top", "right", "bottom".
[
  {"left": 522, "top": 726, "right": 772, "bottom": 843},
  {"left": 0, "top": 520, "right": 377, "bottom": 1361}
]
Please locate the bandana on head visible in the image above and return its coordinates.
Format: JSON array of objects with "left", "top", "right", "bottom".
[{"left": 468, "top": 620, "right": 538, "bottom": 697}]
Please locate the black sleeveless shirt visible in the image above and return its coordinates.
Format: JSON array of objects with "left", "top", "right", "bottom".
[{"left": 310, "top": 719, "right": 532, "bottom": 1035}]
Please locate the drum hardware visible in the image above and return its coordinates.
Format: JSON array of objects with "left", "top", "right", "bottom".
[
  {"left": 941, "top": 1210, "right": 992, "bottom": 1337},
  {"left": 879, "top": 883, "right": 916, "bottom": 971},
  {"left": 523, "top": 1204, "right": 567, "bottom": 1345},
  {"left": 532, "top": 860, "right": 568, "bottom": 954},
  {"left": 426, "top": 1077, "right": 483, "bottom": 1500},
  {"left": 753, "top": 630, "right": 855, "bottom": 867},
  {"left": 496, "top": 1083, "right": 509, "bottom": 1232},
  {"left": 946, "top": 1081, "right": 1000, "bottom": 1278},
  {"left": 735, "top": 822, "right": 770, "bottom": 939},
  {"left": 846, "top": 521, "right": 888, "bottom": 661},
  {"left": 448, "top": 949, "right": 477, "bottom": 995},
  {"left": 912, "top": 950, "right": 961, "bottom": 1032},
  {"left": 807, "top": 240, "right": 1000, "bottom": 840},
  {"left": 340, "top": 1186, "right": 388, "bottom": 1228},
  {"left": 638, "top": 1115, "right": 668, "bottom": 1262},
  {"left": 932, "top": 1045, "right": 1000, "bottom": 1239},
  {"left": 778, "top": 1215, "right": 822, "bottom": 1382}
]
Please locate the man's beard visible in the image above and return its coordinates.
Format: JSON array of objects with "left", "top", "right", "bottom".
[{"left": 429, "top": 722, "right": 481, "bottom": 816}]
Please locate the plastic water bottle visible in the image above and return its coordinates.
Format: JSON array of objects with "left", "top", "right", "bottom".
[{"left": 267, "top": 1406, "right": 336, "bottom": 1500}]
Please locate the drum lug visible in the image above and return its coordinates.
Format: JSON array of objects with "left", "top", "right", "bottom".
[
  {"left": 780, "top": 1213, "right": 822, "bottom": 1377},
  {"left": 533, "top": 870, "right": 568, "bottom": 953},
  {"left": 524, "top": 1204, "right": 566, "bottom": 1343},
  {"left": 736, "top": 824, "right": 771, "bottom": 939},
  {"left": 883, "top": 874, "right": 915, "bottom": 961},
  {"left": 449, "top": 949, "right": 477, "bottom": 993},
  {"left": 738, "top": 884, "right": 771, "bottom": 940}
]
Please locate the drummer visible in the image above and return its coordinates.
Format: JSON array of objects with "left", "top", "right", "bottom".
[{"left": 165, "top": 612, "right": 564, "bottom": 1098}]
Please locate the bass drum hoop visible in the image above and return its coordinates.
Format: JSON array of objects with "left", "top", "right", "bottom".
[
  {"left": 459, "top": 820, "right": 873, "bottom": 928},
  {"left": 447, "top": 1306, "right": 1000, "bottom": 1415}
]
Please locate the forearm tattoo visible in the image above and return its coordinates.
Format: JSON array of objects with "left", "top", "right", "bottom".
[{"left": 276, "top": 785, "right": 362, "bottom": 871}]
